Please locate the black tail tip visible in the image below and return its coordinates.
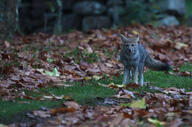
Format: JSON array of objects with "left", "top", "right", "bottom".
[{"left": 163, "top": 64, "right": 171, "bottom": 71}]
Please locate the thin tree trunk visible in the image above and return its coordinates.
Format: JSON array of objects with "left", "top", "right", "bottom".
[
  {"left": 0, "top": 0, "right": 17, "bottom": 41},
  {"left": 54, "top": 0, "right": 63, "bottom": 34}
]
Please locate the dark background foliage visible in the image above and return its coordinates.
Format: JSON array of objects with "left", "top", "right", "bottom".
[{"left": 0, "top": 0, "right": 192, "bottom": 38}]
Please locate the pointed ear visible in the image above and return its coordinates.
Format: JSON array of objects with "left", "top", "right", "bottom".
[
  {"left": 119, "top": 34, "right": 128, "bottom": 43},
  {"left": 135, "top": 36, "right": 140, "bottom": 43}
]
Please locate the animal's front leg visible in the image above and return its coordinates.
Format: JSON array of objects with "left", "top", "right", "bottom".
[
  {"left": 122, "top": 68, "right": 130, "bottom": 85},
  {"left": 133, "top": 66, "right": 138, "bottom": 84},
  {"left": 139, "top": 72, "right": 144, "bottom": 86}
]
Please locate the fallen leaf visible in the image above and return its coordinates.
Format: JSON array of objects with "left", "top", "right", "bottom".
[
  {"left": 50, "top": 107, "right": 76, "bottom": 115},
  {"left": 125, "top": 83, "right": 140, "bottom": 89},
  {"left": 86, "top": 46, "right": 93, "bottom": 54},
  {"left": 174, "top": 42, "right": 188, "bottom": 50},
  {"left": 33, "top": 110, "right": 51, "bottom": 118},
  {"left": 163, "top": 87, "right": 185, "bottom": 95},
  {"left": 44, "top": 67, "right": 60, "bottom": 76},
  {"left": 169, "top": 118, "right": 182, "bottom": 127},
  {"left": 189, "top": 95, "right": 192, "bottom": 108},
  {"left": 63, "top": 101, "right": 80, "bottom": 110},
  {"left": 108, "top": 83, "right": 124, "bottom": 88},
  {"left": 114, "top": 89, "right": 135, "bottom": 99},
  {"left": 93, "top": 75, "right": 102, "bottom": 80},
  {"left": 148, "top": 118, "right": 166, "bottom": 126},
  {"left": 4, "top": 41, "right": 10, "bottom": 48},
  {"left": 105, "top": 63, "right": 113, "bottom": 67},
  {"left": 121, "top": 118, "right": 136, "bottom": 127},
  {"left": 132, "top": 30, "right": 139, "bottom": 35},
  {"left": 42, "top": 95, "right": 65, "bottom": 100},
  {"left": 53, "top": 83, "right": 73, "bottom": 87},
  {"left": 110, "top": 113, "right": 124, "bottom": 127},
  {"left": 84, "top": 76, "right": 91, "bottom": 80},
  {"left": 130, "top": 98, "right": 146, "bottom": 109}
]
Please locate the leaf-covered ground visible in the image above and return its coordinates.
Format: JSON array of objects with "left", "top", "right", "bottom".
[{"left": 1, "top": 24, "right": 192, "bottom": 126}]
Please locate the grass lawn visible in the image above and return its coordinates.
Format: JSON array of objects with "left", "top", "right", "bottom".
[
  {"left": 0, "top": 84, "right": 116, "bottom": 123},
  {"left": 0, "top": 63, "right": 192, "bottom": 123}
]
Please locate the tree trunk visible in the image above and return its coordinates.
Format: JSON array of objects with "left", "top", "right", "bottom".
[
  {"left": 0, "top": 0, "right": 17, "bottom": 41},
  {"left": 54, "top": 0, "right": 63, "bottom": 34}
]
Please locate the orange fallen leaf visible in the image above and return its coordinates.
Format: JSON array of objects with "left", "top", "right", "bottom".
[{"left": 50, "top": 107, "right": 76, "bottom": 115}]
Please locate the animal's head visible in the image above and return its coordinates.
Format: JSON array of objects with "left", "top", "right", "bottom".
[{"left": 120, "top": 34, "right": 139, "bottom": 54}]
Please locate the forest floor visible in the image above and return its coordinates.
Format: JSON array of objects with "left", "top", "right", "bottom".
[{"left": 1, "top": 24, "right": 192, "bottom": 127}]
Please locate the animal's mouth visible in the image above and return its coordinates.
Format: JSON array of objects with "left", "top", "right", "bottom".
[
  {"left": 126, "top": 50, "right": 136, "bottom": 55},
  {"left": 126, "top": 48, "right": 133, "bottom": 53}
]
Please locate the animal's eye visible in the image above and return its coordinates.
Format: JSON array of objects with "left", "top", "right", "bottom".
[{"left": 131, "top": 44, "right": 134, "bottom": 46}]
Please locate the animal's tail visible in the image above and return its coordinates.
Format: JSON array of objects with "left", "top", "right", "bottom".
[{"left": 145, "top": 55, "right": 170, "bottom": 71}]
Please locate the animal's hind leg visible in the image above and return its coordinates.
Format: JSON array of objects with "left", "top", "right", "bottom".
[
  {"left": 139, "top": 65, "right": 144, "bottom": 86},
  {"left": 133, "top": 66, "right": 138, "bottom": 84}
]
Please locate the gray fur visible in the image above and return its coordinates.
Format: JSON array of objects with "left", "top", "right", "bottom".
[{"left": 120, "top": 34, "right": 170, "bottom": 86}]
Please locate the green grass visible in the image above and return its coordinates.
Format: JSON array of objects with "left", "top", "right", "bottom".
[
  {"left": 38, "top": 84, "right": 116, "bottom": 105},
  {"left": 1, "top": 63, "right": 192, "bottom": 123},
  {"left": 186, "top": 0, "right": 192, "bottom": 17},
  {"left": 98, "top": 63, "right": 192, "bottom": 91},
  {"left": 145, "top": 70, "right": 192, "bottom": 90},
  {"left": 0, "top": 84, "right": 115, "bottom": 123},
  {"left": 179, "top": 63, "right": 192, "bottom": 72},
  {"left": 0, "top": 99, "right": 61, "bottom": 123}
]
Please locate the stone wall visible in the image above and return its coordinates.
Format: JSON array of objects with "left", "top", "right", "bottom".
[{"left": 18, "top": 0, "right": 186, "bottom": 34}]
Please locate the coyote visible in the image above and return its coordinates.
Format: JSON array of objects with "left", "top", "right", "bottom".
[{"left": 119, "top": 34, "right": 170, "bottom": 86}]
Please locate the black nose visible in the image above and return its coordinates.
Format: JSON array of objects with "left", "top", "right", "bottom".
[{"left": 128, "top": 49, "right": 131, "bottom": 52}]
